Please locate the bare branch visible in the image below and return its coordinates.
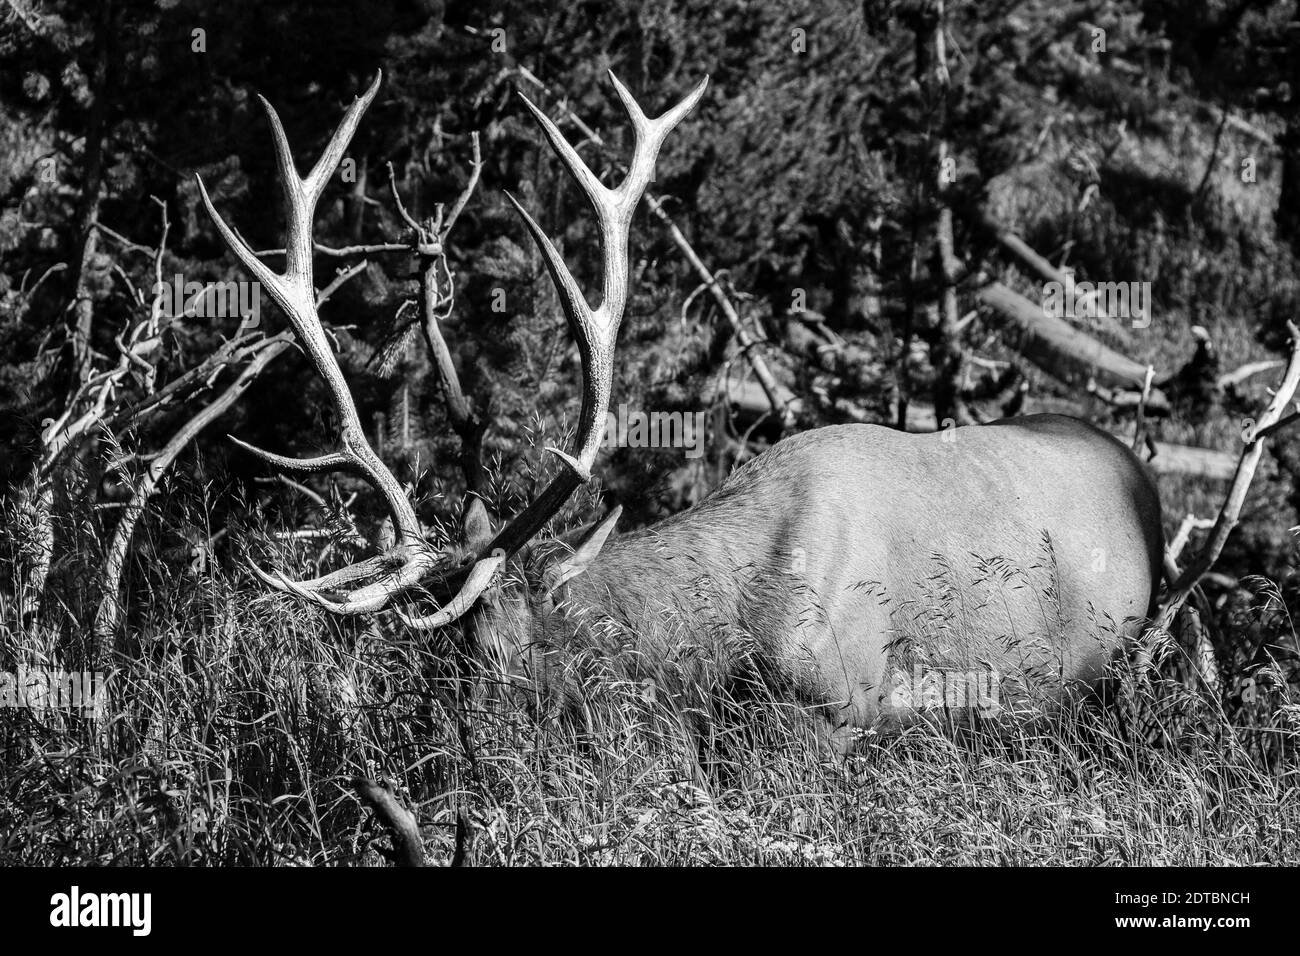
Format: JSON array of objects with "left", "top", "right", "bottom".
[
  {"left": 1157, "top": 322, "right": 1300, "bottom": 631},
  {"left": 1218, "top": 359, "right": 1284, "bottom": 390},
  {"left": 95, "top": 336, "right": 291, "bottom": 641},
  {"left": 353, "top": 778, "right": 424, "bottom": 867},
  {"left": 442, "top": 132, "right": 482, "bottom": 237}
]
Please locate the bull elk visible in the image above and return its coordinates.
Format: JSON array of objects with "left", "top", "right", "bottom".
[{"left": 204, "top": 74, "right": 1163, "bottom": 748}]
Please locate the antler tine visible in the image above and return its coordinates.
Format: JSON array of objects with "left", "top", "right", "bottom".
[
  {"left": 417, "top": 75, "right": 706, "bottom": 614},
  {"left": 195, "top": 178, "right": 280, "bottom": 295},
  {"left": 304, "top": 78, "right": 380, "bottom": 206},
  {"left": 250, "top": 547, "right": 440, "bottom": 615},
  {"left": 501, "top": 190, "right": 608, "bottom": 480},
  {"left": 606, "top": 70, "right": 708, "bottom": 223},
  {"left": 227, "top": 435, "right": 358, "bottom": 475},
  {"left": 202, "top": 73, "right": 446, "bottom": 615},
  {"left": 396, "top": 553, "right": 507, "bottom": 630}
]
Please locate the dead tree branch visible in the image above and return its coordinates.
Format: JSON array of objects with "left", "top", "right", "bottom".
[
  {"left": 1157, "top": 322, "right": 1300, "bottom": 632},
  {"left": 353, "top": 778, "right": 425, "bottom": 867}
]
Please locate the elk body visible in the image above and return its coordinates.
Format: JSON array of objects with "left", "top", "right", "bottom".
[
  {"left": 209, "top": 74, "right": 1163, "bottom": 749},
  {"left": 473, "top": 415, "right": 1163, "bottom": 744}
]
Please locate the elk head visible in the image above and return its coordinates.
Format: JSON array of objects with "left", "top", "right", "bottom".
[{"left": 202, "top": 72, "right": 706, "bottom": 644}]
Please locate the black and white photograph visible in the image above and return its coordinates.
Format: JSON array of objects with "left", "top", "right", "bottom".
[{"left": 0, "top": 0, "right": 1291, "bottom": 921}]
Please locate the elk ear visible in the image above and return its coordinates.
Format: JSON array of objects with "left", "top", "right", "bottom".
[
  {"left": 542, "top": 505, "right": 622, "bottom": 592},
  {"left": 461, "top": 495, "right": 494, "bottom": 553}
]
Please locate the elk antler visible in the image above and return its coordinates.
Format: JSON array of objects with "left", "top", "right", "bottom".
[
  {"left": 207, "top": 71, "right": 705, "bottom": 625},
  {"left": 398, "top": 72, "right": 708, "bottom": 629},
  {"left": 199, "top": 72, "right": 442, "bottom": 613}
]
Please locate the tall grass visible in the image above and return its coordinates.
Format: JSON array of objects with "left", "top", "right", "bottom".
[{"left": 1, "top": 493, "right": 1298, "bottom": 866}]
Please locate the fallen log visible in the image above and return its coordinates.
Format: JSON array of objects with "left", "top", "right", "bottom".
[
  {"left": 1129, "top": 440, "right": 1237, "bottom": 481},
  {"left": 977, "top": 280, "right": 1168, "bottom": 406},
  {"left": 714, "top": 373, "right": 802, "bottom": 421}
]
